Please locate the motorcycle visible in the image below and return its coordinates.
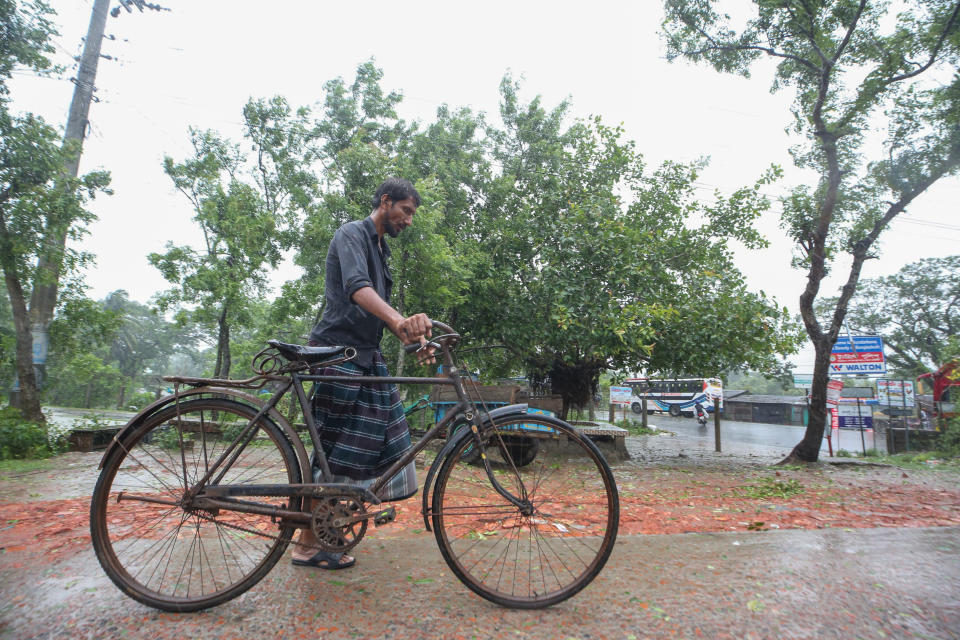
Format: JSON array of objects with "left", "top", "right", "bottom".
[{"left": 695, "top": 402, "right": 709, "bottom": 426}]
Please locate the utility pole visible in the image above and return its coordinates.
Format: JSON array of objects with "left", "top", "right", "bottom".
[
  {"left": 26, "top": 0, "right": 110, "bottom": 392},
  {"left": 19, "top": 0, "right": 167, "bottom": 400}
]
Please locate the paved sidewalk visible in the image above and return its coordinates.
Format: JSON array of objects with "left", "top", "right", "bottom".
[{"left": 2, "top": 525, "right": 958, "bottom": 639}]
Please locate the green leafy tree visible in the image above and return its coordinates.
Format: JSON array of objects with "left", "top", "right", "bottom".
[
  {"left": 0, "top": 1, "right": 111, "bottom": 422},
  {"left": 468, "top": 80, "right": 800, "bottom": 418},
  {"left": 43, "top": 286, "right": 121, "bottom": 408},
  {"left": 819, "top": 255, "right": 960, "bottom": 377},
  {"left": 152, "top": 100, "right": 311, "bottom": 379},
  {"left": 282, "top": 62, "right": 470, "bottom": 368},
  {"left": 102, "top": 290, "right": 197, "bottom": 409},
  {"left": 662, "top": 0, "right": 960, "bottom": 462}
]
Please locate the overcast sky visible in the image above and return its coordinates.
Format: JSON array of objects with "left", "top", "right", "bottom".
[{"left": 10, "top": 1, "right": 960, "bottom": 371}]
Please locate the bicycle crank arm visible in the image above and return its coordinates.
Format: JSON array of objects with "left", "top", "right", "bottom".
[{"left": 331, "top": 506, "right": 396, "bottom": 528}]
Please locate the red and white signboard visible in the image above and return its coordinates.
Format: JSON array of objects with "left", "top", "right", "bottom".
[
  {"left": 609, "top": 386, "right": 633, "bottom": 405},
  {"left": 830, "top": 336, "right": 886, "bottom": 375},
  {"left": 826, "top": 379, "right": 843, "bottom": 406}
]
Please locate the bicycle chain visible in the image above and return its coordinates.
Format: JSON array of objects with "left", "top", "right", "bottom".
[
  {"left": 188, "top": 495, "right": 370, "bottom": 553},
  {"left": 189, "top": 507, "right": 317, "bottom": 550}
]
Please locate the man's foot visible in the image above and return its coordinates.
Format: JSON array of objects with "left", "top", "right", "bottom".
[{"left": 291, "top": 549, "right": 356, "bottom": 570}]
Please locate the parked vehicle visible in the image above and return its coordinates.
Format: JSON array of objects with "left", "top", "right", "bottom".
[{"left": 625, "top": 377, "right": 723, "bottom": 417}]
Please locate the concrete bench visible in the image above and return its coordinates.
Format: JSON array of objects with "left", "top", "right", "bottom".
[
  {"left": 569, "top": 422, "right": 630, "bottom": 462},
  {"left": 68, "top": 427, "right": 122, "bottom": 452}
]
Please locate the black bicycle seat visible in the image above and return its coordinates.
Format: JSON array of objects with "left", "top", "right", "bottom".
[{"left": 267, "top": 340, "right": 351, "bottom": 364}]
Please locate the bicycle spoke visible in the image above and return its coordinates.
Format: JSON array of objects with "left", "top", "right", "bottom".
[
  {"left": 91, "top": 398, "right": 301, "bottom": 611},
  {"left": 433, "top": 417, "right": 617, "bottom": 607}
]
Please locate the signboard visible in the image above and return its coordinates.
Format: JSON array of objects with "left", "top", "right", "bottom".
[
  {"left": 829, "top": 336, "right": 886, "bottom": 375},
  {"left": 793, "top": 374, "right": 813, "bottom": 389},
  {"left": 842, "top": 386, "right": 874, "bottom": 399},
  {"left": 877, "top": 380, "right": 915, "bottom": 407},
  {"left": 609, "top": 386, "right": 633, "bottom": 405},
  {"left": 826, "top": 379, "right": 844, "bottom": 406},
  {"left": 882, "top": 407, "right": 915, "bottom": 417},
  {"left": 837, "top": 403, "right": 874, "bottom": 429}
]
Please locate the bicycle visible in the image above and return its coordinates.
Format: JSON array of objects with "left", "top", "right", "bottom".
[{"left": 90, "top": 321, "right": 619, "bottom": 612}]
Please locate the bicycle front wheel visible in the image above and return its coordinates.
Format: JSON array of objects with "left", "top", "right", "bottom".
[
  {"left": 90, "top": 397, "right": 303, "bottom": 612},
  {"left": 432, "top": 415, "right": 619, "bottom": 608}
]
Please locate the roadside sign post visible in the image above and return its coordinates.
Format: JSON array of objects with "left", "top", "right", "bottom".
[
  {"left": 713, "top": 397, "right": 721, "bottom": 452},
  {"left": 878, "top": 380, "right": 916, "bottom": 453},
  {"left": 902, "top": 381, "right": 909, "bottom": 452},
  {"left": 842, "top": 386, "right": 874, "bottom": 455},
  {"left": 827, "top": 379, "right": 842, "bottom": 454}
]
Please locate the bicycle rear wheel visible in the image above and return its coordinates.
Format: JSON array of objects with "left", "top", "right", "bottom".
[
  {"left": 431, "top": 415, "right": 619, "bottom": 608},
  {"left": 90, "top": 397, "right": 303, "bottom": 611}
]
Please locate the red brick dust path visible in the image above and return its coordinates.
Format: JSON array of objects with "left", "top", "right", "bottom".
[{"left": 3, "top": 463, "right": 959, "bottom": 565}]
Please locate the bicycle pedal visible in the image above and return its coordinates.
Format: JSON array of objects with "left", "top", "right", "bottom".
[{"left": 373, "top": 506, "right": 396, "bottom": 527}]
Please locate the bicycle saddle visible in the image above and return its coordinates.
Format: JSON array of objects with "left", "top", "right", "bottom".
[{"left": 267, "top": 340, "right": 352, "bottom": 364}]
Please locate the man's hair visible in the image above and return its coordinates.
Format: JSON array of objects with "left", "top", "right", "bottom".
[{"left": 371, "top": 177, "right": 421, "bottom": 209}]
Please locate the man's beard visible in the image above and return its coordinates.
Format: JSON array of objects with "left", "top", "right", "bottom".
[{"left": 383, "top": 217, "right": 401, "bottom": 238}]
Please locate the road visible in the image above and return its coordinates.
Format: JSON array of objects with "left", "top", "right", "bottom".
[{"left": 623, "top": 413, "right": 884, "bottom": 457}]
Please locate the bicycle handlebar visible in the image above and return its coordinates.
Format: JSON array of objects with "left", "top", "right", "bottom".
[{"left": 401, "top": 319, "right": 457, "bottom": 354}]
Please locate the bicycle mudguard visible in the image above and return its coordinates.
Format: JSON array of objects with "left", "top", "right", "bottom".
[
  {"left": 419, "top": 403, "right": 529, "bottom": 531},
  {"left": 97, "top": 386, "right": 312, "bottom": 480}
]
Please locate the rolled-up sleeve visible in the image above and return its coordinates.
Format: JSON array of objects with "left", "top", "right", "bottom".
[{"left": 334, "top": 226, "right": 373, "bottom": 300}]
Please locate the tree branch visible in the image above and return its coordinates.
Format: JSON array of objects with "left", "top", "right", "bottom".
[
  {"left": 889, "top": 1, "right": 960, "bottom": 82},
  {"left": 830, "top": 0, "right": 867, "bottom": 67}
]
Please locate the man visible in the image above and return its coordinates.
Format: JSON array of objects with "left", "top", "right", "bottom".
[{"left": 291, "top": 177, "right": 433, "bottom": 570}]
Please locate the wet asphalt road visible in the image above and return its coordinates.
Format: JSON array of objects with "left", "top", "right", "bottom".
[
  {"left": 630, "top": 413, "right": 882, "bottom": 457},
  {"left": 2, "top": 525, "right": 958, "bottom": 639}
]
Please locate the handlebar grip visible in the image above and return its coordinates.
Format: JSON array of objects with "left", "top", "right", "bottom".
[
  {"left": 430, "top": 319, "right": 454, "bottom": 335},
  {"left": 403, "top": 342, "right": 423, "bottom": 354}
]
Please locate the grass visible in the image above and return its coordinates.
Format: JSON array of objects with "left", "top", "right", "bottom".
[
  {"left": 738, "top": 477, "right": 805, "bottom": 499},
  {"left": 874, "top": 451, "right": 960, "bottom": 471},
  {"left": 0, "top": 457, "right": 55, "bottom": 477}
]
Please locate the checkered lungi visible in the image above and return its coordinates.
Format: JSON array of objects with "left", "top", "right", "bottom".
[{"left": 310, "top": 350, "right": 416, "bottom": 502}]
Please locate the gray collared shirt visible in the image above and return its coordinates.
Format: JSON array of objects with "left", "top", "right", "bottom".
[{"left": 309, "top": 217, "right": 392, "bottom": 368}]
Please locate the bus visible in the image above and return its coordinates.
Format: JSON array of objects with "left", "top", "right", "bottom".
[{"left": 624, "top": 377, "right": 724, "bottom": 417}]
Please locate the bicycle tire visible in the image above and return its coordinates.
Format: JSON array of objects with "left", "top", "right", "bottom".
[
  {"left": 431, "top": 415, "right": 619, "bottom": 608},
  {"left": 90, "top": 397, "right": 303, "bottom": 612}
]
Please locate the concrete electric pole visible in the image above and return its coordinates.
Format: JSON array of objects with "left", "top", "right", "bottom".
[{"left": 23, "top": 0, "right": 167, "bottom": 395}]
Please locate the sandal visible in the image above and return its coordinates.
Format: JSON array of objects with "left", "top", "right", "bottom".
[{"left": 291, "top": 550, "right": 356, "bottom": 570}]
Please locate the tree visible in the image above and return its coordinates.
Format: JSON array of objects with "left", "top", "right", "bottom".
[
  {"left": 821, "top": 255, "right": 960, "bottom": 377},
  {"left": 43, "top": 284, "right": 121, "bottom": 408},
  {"left": 152, "top": 95, "right": 315, "bottom": 379},
  {"left": 467, "top": 79, "right": 800, "bottom": 418},
  {"left": 0, "top": 1, "right": 111, "bottom": 422},
  {"left": 662, "top": 0, "right": 960, "bottom": 462},
  {"left": 282, "top": 61, "right": 471, "bottom": 371}
]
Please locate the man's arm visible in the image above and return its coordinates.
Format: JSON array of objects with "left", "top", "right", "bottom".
[{"left": 351, "top": 286, "right": 433, "bottom": 344}]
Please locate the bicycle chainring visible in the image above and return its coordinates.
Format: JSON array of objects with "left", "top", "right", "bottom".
[{"left": 309, "top": 493, "right": 368, "bottom": 553}]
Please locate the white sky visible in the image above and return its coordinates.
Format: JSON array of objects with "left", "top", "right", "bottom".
[{"left": 10, "top": 0, "right": 960, "bottom": 371}]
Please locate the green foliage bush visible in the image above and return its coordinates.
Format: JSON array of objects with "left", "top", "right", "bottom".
[
  {"left": 0, "top": 407, "right": 53, "bottom": 460},
  {"left": 937, "top": 417, "right": 960, "bottom": 458}
]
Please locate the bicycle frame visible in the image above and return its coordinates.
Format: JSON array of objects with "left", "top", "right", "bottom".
[{"left": 132, "top": 333, "right": 533, "bottom": 531}]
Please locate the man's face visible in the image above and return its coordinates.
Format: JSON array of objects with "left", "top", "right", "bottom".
[{"left": 381, "top": 196, "right": 417, "bottom": 238}]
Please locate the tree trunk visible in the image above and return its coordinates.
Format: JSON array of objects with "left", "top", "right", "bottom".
[
  {"left": 84, "top": 380, "right": 93, "bottom": 409},
  {"left": 2, "top": 266, "right": 45, "bottom": 424},
  {"left": 214, "top": 305, "right": 231, "bottom": 379},
  {"left": 783, "top": 337, "right": 833, "bottom": 463},
  {"left": 116, "top": 382, "right": 127, "bottom": 410}
]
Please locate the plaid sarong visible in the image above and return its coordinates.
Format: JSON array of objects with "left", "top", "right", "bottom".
[{"left": 310, "top": 350, "right": 416, "bottom": 502}]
